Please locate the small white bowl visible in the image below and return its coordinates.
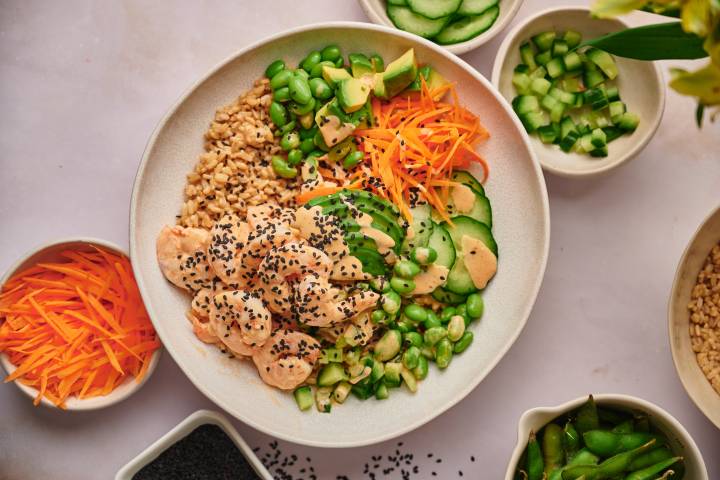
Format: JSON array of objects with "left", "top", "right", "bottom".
[
  {"left": 504, "top": 394, "right": 709, "bottom": 480},
  {"left": 357, "top": 0, "right": 525, "bottom": 55},
  {"left": 115, "top": 409, "right": 272, "bottom": 480},
  {"left": 0, "top": 237, "right": 161, "bottom": 411},
  {"left": 491, "top": 6, "right": 665, "bottom": 178},
  {"left": 669, "top": 204, "right": 720, "bottom": 429}
]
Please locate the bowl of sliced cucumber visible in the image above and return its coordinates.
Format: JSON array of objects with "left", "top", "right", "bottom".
[
  {"left": 358, "top": 0, "right": 525, "bottom": 55},
  {"left": 491, "top": 6, "right": 665, "bottom": 178}
]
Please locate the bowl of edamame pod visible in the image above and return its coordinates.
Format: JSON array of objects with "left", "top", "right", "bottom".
[{"left": 504, "top": 394, "right": 708, "bottom": 480}]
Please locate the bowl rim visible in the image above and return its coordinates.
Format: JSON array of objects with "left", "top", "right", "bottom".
[
  {"left": 129, "top": 20, "right": 550, "bottom": 447},
  {"left": 0, "top": 236, "right": 162, "bottom": 411},
  {"left": 114, "top": 409, "right": 272, "bottom": 480},
  {"left": 504, "top": 393, "right": 709, "bottom": 480},
  {"left": 490, "top": 5, "right": 666, "bottom": 178},
  {"left": 668, "top": 203, "right": 720, "bottom": 430},
  {"left": 356, "top": 0, "right": 526, "bottom": 55}
]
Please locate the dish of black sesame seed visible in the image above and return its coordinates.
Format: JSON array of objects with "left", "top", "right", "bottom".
[{"left": 131, "top": 24, "right": 549, "bottom": 445}]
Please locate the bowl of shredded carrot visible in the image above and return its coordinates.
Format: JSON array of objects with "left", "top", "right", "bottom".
[{"left": 0, "top": 238, "right": 161, "bottom": 410}]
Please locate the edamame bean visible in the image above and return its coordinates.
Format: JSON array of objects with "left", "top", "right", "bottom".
[
  {"left": 288, "top": 76, "right": 312, "bottom": 104},
  {"left": 299, "top": 137, "right": 315, "bottom": 154},
  {"left": 440, "top": 306, "right": 456, "bottom": 323},
  {"left": 269, "top": 69, "right": 293, "bottom": 90},
  {"left": 298, "top": 112, "right": 313, "bottom": 129},
  {"left": 279, "top": 120, "right": 296, "bottom": 135},
  {"left": 268, "top": 101, "right": 288, "bottom": 127},
  {"left": 447, "top": 315, "right": 465, "bottom": 342},
  {"left": 301, "top": 50, "right": 322, "bottom": 72},
  {"left": 394, "top": 260, "right": 421, "bottom": 279},
  {"left": 403, "top": 332, "right": 423, "bottom": 348},
  {"left": 370, "top": 309, "right": 386, "bottom": 324},
  {"left": 288, "top": 98, "right": 315, "bottom": 116},
  {"left": 273, "top": 86, "right": 291, "bottom": 103},
  {"left": 381, "top": 291, "right": 401, "bottom": 315},
  {"left": 527, "top": 431, "right": 545, "bottom": 480},
  {"left": 287, "top": 149, "right": 303, "bottom": 167},
  {"left": 396, "top": 319, "right": 414, "bottom": 334},
  {"left": 310, "top": 60, "right": 334, "bottom": 78},
  {"left": 410, "top": 246, "right": 437, "bottom": 265},
  {"left": 321, "top": 44, "right": 342, "bottom": 62},
  {"left": 390, "top": 276, "right": 415, "bottom": 295},
  {"left": 453, "top": 331, "right": 473, "bottom": 353},
  {"left": 466, "top": 293, "right": 484, "bottom": 319},
  {"left": 455, "top": 304, "right": 471, "bottom": 326},
  {"left": 435, "top": 338, "right": 453, "bottom": 369},
  {"left": 265, "top": 59, "right": 286, "bottom": 79},
  {"left": 370, "top": 277, "right": 390, "bottom": 293},
  {"left": 280, "top": 131, "right": 300, "bottom": 151},
  {"left": 413, "top": 355, "right": 428, "bottom": 380},
  {"left": 309, "top": 77, "right": 333, "bottom": 100},
  {"left": 423, "top": 312, "right": 442, "bottom": 330},
  {"left": 370, "top": 53, "right": 384, "bottom": 71},
  {"left": 294, "top": 68, "right": 309, "bottom": 80},
  {"left": 423, "top": 326, "right": 446, "bottom": 346},
  {"left": 299, "top": 124, "right": 318, "bottom": 140},
  {"left": 402, "top": 346, "right": 420, "bottom": 370},
  {"left": 342, "top": 150, "right": 364, "bottom": 169},
  {"left": 271, "top": 155, "right": 298, "bottom": 179},
  {"left": 403, "top": 304, "right": 427, "bottom": 323},
  {"left": 542, "top": 424, "right": 564, "bottom": 475}
]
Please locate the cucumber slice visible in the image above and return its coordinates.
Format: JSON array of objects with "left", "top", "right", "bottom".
[
  {"left": 447, "top": 185, "right": 492, "bottom": 227},
  {"left": 442, "top": 216, "right": 498, "bottom": 295},
  {"left": 519, "top": 42, "right": 537, "bottom": 71},
  {"left": 432, "top": 287, "right": 468, "bottom": 305},
  {"left": 546, "top": 57, "right": 565, "bottom": 79},
  {"left": 427, "top": 223, "right": 456, "bottom": 269},
  {"left": 402, "top": 204, "right": 434, "bottom": 252},
  {"left": 407, "top": 0, "right": 461, "bottom": 19},
  {"left": 434, "top": 6, "right": 499, "bottom": 45},
  {"left": 318, "top": 363, "right": 347, "bottom": 387},
  {"left": 387, "top": 5, "right": 449, "bottom": 39},
  {"left": 457, "top": 0, "right": 498, "bottom": 15},
  {"left": 388, "top": 0, "right": 407, "bottom": 4},
  {"left": 450, "top": 170, "right": 485, "bottom": 195}
]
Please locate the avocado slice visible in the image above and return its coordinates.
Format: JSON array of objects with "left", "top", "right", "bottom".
[
  {"left": 345, "top": 231, "right": 377, "bottom": 251},
  {"left": 406, "top": 65, "right": 432, "bottom": 92},
  {"left": 349, "top": 53, "right": 374, "bottom": 78},
  {"left": 324, "top": 204, "right": 404, "bottom": 251},
  {"left": 372, "top": 73, "right": 387, "bottom": 99},
  {"left": 308, "top": 189, "right": 401, "bottom": 218},
  {"left": 322, "top": 65, "right": 352, "bottom": 86},
  {"left": 336, "top": 78, "right": 371, "bottom": 113},
  {"left": 315, "top": 100, "right": 356, "bottom": 147},
  {"left": 383, "top": 48, "right": 418, "bottom": 98},
  {"left": 351, "top": 247, "right": 388, "bottom": 275}
]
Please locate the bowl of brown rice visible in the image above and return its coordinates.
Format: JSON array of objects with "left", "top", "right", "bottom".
[{"left": 668, "top": 203, "right": 720, "bottom": 430}]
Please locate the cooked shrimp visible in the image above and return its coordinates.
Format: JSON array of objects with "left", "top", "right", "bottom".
[
  {"left": 156, "top": 225, "right": 214, "bottom": 291},
  {"left": 209, "top": 290, "right": 272, "bottom": 350},
  {"left": 252, "top": 330, "right": 321, "bottom": 390},
  {"left": 186, "top": 311, "right": 218, "bottom": 344},
  {"left": 247, "top": 204, "right": 296, "bottom": 230},
  {"left": 294, "top": 276, "right": 380, "bottom": 327},
  {"left": 208, "top": 214, "right": 250, "bottom": 286},
  {"left": 238, "top": 220, "right": 298, "bottom": 278},
  {"left": 191, "top": 277, "right": 230, "bottom": 319}
]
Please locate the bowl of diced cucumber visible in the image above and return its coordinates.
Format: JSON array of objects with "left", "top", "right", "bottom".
[
  {"left": 357, "top": 0, "right": 525, "bottom": 54},
  {"left": 491, "top": 6, "right": 665, "bottom": 178}
]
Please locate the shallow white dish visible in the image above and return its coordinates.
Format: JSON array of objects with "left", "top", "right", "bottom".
[
  {"left": 357, "top": 0, "right": 524, "bottom": 55},
  {"left": 669, "top": 204, "right": 720, "bottom": 430},
  {"left": 130, "top": 21, "right": 550, "bottom": 447},
  {"left": 504, "top": 394, "right": 709, "bottom": 480},
  {"left": 115, "top": 409, "right": 272, "bottom": 480},
  {"left": 491, "top": 6, "right": 665, "bottom": 178},
  {"left": 0, "top": 237, "right": 161, "bottom": 411}
]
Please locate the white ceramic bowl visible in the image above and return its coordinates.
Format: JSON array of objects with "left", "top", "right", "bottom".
[
  {"left": 115, "top": 409, "right": 272, "bottom": 480},
  {"left": 491, "top": 6, "right": 665, "bottom": 178},
  {"left": 0, "top": 237, "right": 161, "bottom": 410},
  {"left": 130, "top": 21, "right": 550, "bottom": 447},
  {"left": 504, "top": 394, "right": 709, "bottom": 480},
  {"left": 669, "top": 204, "right": 720, "bottom": 429},
  {"left": 357, "top": 0, "right": 525, "bottom": 55}
]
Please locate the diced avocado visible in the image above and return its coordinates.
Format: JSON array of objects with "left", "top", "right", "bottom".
[
  {"left": 315, "top": 100, "right": 356, "bottom": 146},
  {"left": 322, "top": 65, "right": 351, "bottom": 86},
  {"left": 336, "top": 78, "right": 371, "bottom": 113},
  {"left": 382, "top": 48, "right": 418, "bottom": 98},
  {"left": 406, "top": 65, "right": 432, "bottom": 92},
  {"left": 426, "top": 67, "right": 449, "bottom": 92},
  {"left": 373, "top": 72, "right": 387, "bottom": 99},
  {"left": 349, "top": 53, "right": 374, "bottom": 78}
]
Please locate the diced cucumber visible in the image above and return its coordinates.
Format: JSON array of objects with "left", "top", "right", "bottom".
[
  {"left": 400, "top": 366, "right": 418, "bottom": 393},
  {"left": 535, "top": 50, "right": 552, "bottom": 66},
  {"left": 560, "top": 116, "right": 576, "bottom": 138},
  {"left": 457, "top": 0, "right": 498, "bottom": 15},
  {"left": 540, "top": 94, "right": 561, "bottom": 112},
  {"left": 578, "top": 133, "right": 594, "bottom": 153},
  {"left": 602, "top": 126, "right": 624, "bottom": 142},
  {"left": 531, "top": 77, "right": 552, "bottom": 96},
  {"left": 583, "top": 68, "right": 604, "bottom": 88},
  {"left": 447, "top": 185, "right": 492, "bottom": 227},
  {"left": 593, "top": 113, "right": 610, "bottom": 128},
  {"left": 590, "top": 146, "right": 608, "bottom": 157},
  {"left": 562, "top": 74, "right": 584, "bottom": 93},
  {"left": 563, "top": 30, "right": 583, "bottom": 49},
  {"left": 537, "top": 124, "right": 558, "bottom": 144},
  {"left": 519, "top": 42, "right": 537, "bottom": 71},
  {"left": 512, "top": 72, "right": 531, "bottom": 94},
  {"left": 532, "top": 31, "right": 556, "bottom": 52},
  {"left": 387, "top": 5, "right": 449, "bottom": 39},
  {"left": 563, "top": 51, "right": 583, "bottom": 72},
  {"left": 606, "top": 86, "right": 620, "bottom": 102},
  {"left": 442, "top": 216, "right": 498, "bottom": 295},
  {"left": 427, "top": 223, "right": 456, "bottom": 270},
  {"left": 407, "top": 0, "right": 461, "bottom": 19},
  {"left": 549, "top": 87, "right": 576, "bottom": 105},
  {"left": 512, "top": 95, "right": 540, "bottom": 114},
  {"left": 559, "top": 130, "right": 579, "bottom": 152},
  {"left": 591, "top": 128, "right": 607, "bottom": 148},
  {"left": 317, "top": 363, "right": 347, "bottom": 387},
  {"left": 586, "top": 48, "right": 618, "bottom": 80},
  {"left": 332, "top": 381, "right": 352, "bottom": 403},
  {"left": 574, "top": 94, "right": 584, "bottom": 108},
  {"left": 520, "top": 111, "right": 547, "bottom": 133},
  {"left": 370, "top": 360, "right": 385, "bottom": 383},
  {"left": 294, "top": 386, "right": 313, "bottom": 411},
  {"left": 584, "top": 87, "right": 609, "bottom": 111},
  {"left": 451, "top": 170, "right": 485, "bottom": 195},
  {"left": 551, "top": 122, "right": 561, "bottom": 144},
  {"left": 546, "top": 57, "right": 565, "bottom": 79},
  {"left": 514, "top": 64, "right": 530, "bottom": 74},
  {"left": 375, "top": 381, "right": 390, "bottom": 400},
  {"left": 552, "top": 40, "right": 569, "bottom": 57},
  {"left": 529, "top": 66, "right": 547, "bottom": 80},
  {"left": 315, "top": 386, "right": 333, "bottom": 412},
  {"left": 616, "top": 112, "right": 640, "bottom": 132},
  {"left": 320, "top": 347, "right": 343, "bottom": 364},
  {"left": 384, "top": 362, "right": 402, "bottom": 387},
  {"left": 434, "top": 6, "right": 499, "bottom": 45},
  {"left": 549, "top": 103, "right": 564, "bottom": 123},
  {"left": 609, "top": 100, "right": 626, "bottom": 121},
  {"left": 576, "top": 120, "right": 591, "bottom": 136}
]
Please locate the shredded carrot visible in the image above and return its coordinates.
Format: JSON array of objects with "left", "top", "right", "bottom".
[{"left": 0, "top": 246, "right": 158, "bottom": 408}]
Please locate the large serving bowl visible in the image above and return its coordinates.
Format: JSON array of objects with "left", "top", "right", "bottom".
[{"left": 130, "top": 22, "right": 549, "bottom": 447}]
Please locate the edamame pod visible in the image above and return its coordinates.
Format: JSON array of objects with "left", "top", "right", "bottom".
[
  {"left": 453, "top": 331, "right": 473, "bottom": 353},
  {"left": 627, "top": 447, "right": 673, "bottom": 471},
  {"left": 561, "top": 440, "right": 657, "bottom": 480},
  {"left": 624, "top": 457, "right": 682, "bottom": 480},
  {"left": 527, "top": 431, "right": 545, "bottom": 480},
  {"left": 563, "top": 421, "right": 581, "bottom": 460},
  {"left": 543, "top": 424, "right": 565, "bottom": 475},
  {"left": 582, "top": 431, "right": 660, "bottom": 457},
  {"left": 265, "top": 59, "right": 286, "bottom": 79},
  {"left": 435, "top": 338, "right": 453, "bottom": 369},
  {"left": 611, "top": 420, "right": 634, "bottom": 434},
  {"left": 575, "top": 395, "right": 600, "bottom": 434}
]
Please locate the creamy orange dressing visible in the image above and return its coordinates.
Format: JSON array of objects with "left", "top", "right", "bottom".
[
  {"left": 355, "top": 211, "right": 396, "bottom": 256},
  {"left": 461, "top": 235, "right": 497, "bottom": 289},
  {"left": 319, "top": 115, "right": 356, "bottom": 147},
  {"left": 451, "top": 184, "right": 476, "bottom": 214},
  {"left": 412, "top": 263, "right": 450, "bottom": 295}
]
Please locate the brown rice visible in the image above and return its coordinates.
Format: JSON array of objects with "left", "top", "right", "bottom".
[
  {"left": 688, "top": 242, "right": 720, "bottom": 394},
  {"left": 177, "top": 78, "right": 298, "bottom": 229}
]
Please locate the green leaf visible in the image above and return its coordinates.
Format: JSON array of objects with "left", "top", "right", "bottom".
[
  {"left": 591, "top": 0, "right": 649, "bottom": 18},
  {"left": 670, "top": 61, "right": 720, "bottom": 105},
  {"left": 581, "top": 22, "right": 708, "bottom": 60},
  {"left": 682, "top": 0, "right": 712, "bottom": 37},
  {"left": 696, "top": 103, "right": 705, "bottom": 128}
]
